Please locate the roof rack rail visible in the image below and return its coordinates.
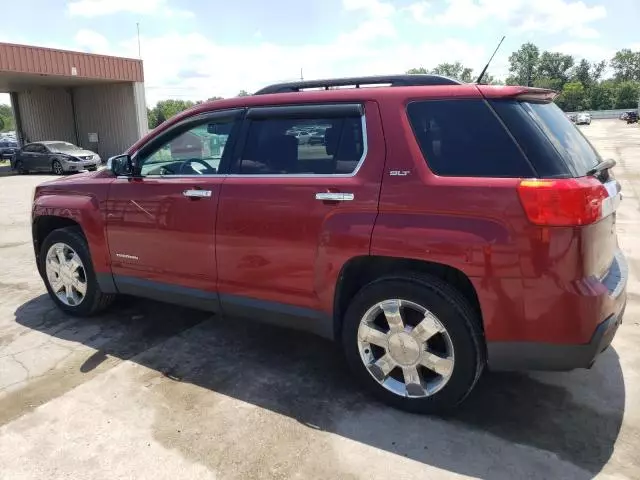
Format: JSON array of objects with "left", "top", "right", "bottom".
[{"left": 254, "top": 74, "right": 463, "bottom": 95}]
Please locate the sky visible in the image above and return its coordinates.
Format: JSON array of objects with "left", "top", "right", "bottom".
[{"left": 1, "top": 0, "right": 639, "bottom": 106}]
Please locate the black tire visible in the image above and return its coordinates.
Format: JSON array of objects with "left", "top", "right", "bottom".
[
  {"left": 52, "top": 160, "right": 64, "bottom": 175},
  {"left": 39, "top": 226, "right": 115, "bottom": 316},
  {"left": 341, "top": 275, "right": 485, "bottom": 414},
  {"left": 15, "top": 160, "right": 28, "bottom": 174}
]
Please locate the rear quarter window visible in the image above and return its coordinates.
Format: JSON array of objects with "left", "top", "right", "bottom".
[{"left": 406, "top": 99, "right": 534, "bottom": 177}]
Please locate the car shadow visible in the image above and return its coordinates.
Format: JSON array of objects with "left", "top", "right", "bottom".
[{"left": 14, "top": 294, "right": 625, "bottom": 478}]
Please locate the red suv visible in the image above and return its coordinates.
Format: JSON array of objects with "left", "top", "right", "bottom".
[{"left": 32, "top": 75, "right": 627, "bottom": 413}]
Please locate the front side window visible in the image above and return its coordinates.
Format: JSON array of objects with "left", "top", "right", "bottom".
[
  {"left": 138, "top": 119, "right": 235, "bottom": 176},
  {"left": 237, "top": 112, "right": 364, "bottom": 175}
]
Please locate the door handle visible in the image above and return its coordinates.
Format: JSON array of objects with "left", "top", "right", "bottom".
[
  {"left": 315, "top": 192, "right": 354, "bottom": 201},
  {"left": 183, "top": 189, "right": 212, "bottom": 198}
]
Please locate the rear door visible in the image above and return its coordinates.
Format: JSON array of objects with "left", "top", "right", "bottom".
[
  {"left": 31, "top": 144, "right": 50, "bottom": 171},
  {"left": 19, "top": 144, "right": 38, "bottom": 170},
  {"left": 215, "top": 102, "right": 386, "bottom": 327}
]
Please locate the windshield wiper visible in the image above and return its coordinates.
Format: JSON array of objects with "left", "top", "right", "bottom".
[{"left": 587, "top": 158, "right": 616, "bottom": 176}]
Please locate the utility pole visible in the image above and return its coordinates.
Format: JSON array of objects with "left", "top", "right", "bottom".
[
  {"left": 136, "top": 22, "right": 141, "bottom": 59},
  {"left": 300, "top": 68, "right": 303, "bottom": 81}
]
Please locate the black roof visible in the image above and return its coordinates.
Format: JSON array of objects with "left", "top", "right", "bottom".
[{"left": 254, "top": 74, "right": 463, "bottom": 95}]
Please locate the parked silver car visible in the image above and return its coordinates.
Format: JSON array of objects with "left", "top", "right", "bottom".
[{"left": 11, "top": 141, "right": 101, "bottom": 175}]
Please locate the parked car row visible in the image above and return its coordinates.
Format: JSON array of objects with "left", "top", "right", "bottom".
[
  {"left": 566, "top": 112, "right": 592, "bottom": 125},
  {"left": 0, "top": 139, "right": 18, "bottom": 159},
  {"left": 621, "top": 111, "right": 638, "bottom": 124},
  {"left": 10, "top": 141, "right": 101, "bottom": 174}
]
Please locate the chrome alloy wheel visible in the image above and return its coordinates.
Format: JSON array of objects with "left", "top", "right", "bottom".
[
  {"left": 45, "top": 242, "right": 87, "bottom": 306},
  {"left": 357, "top": 299, "right": 455, "bottom": 398}
]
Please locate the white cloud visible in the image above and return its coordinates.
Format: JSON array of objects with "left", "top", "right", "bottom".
[
  {"left": 85, "top": 28, "right": 486, "bottom": 104},
  {"left": 342, "top": 0, "right": 395, "bottom": 18},
  {"left": 550, "top": 42, "right": 613, "bottom": 61},
  {"left": 67, "top": 0, "right": 193, "bottom": 18},
  {"left": 74, "top": 29, "right": 109, "bottom": 53},
  {"left": 407, "top": 0, "right": 606, "bottom": 39}
]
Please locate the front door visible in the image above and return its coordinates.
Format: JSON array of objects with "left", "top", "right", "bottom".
[
  {"left": 216, "top": 102, "right": 385, "bottom": 329},
  {"left": 106, "top": 110, "right": 242, "bottom": 309}
]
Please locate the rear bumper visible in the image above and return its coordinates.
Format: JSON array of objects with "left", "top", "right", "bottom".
[
  {"left": 487, "top": 301, "right": 625, "bottom": 371},
  {"left": 488, "top": 250, "right": 628, "bottom": 371}
]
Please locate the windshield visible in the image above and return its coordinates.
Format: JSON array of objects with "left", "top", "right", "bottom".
[
  {"left": 47, "top": 142, "right": 82, "bottom": 153},
  {"left": 520, "top": 102, "right": 601, "bottom": 175}
]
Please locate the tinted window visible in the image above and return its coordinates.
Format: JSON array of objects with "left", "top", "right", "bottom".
[
  {"left": 237, "top": 114, "right": 364, "bottom": 175},
  {"left": 489, "top": 100, "right": 571, "bottom": 178},
  {"left": 23, "top": 144, "right": 38, "bottom": 153},
  {"left": 519, "top": 101, "right": 600, "bottom": 176},
  {"left": 139, "top": 119, "right": 235, "bottom": 176},
  {"left": 407, "top": 99, "right": 534, "bottom": 177}
]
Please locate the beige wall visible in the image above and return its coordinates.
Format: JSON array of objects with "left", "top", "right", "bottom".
[
  {"left": 72, "top": 83, "right": 140, "bottom": 158},
  {"left": 16, "top": 88, "right": 76, "bottom": 144},
  {"left": 15, "top": 82, "right": 147, "bottom": 159}
]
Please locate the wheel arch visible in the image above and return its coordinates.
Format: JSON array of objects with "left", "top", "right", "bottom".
[
  {"left": 333, "top": 255, "right": 483, "bottom": 340},
  {"left": 32, "top": 192, "right": 112, "bottom": 288},
  {"left": 33, "top": 216, "right": 83, "bottom": 274}
]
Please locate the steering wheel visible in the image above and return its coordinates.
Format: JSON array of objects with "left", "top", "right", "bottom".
[{"left": 178, "top": 158, "right": 216, "bottom": 175}]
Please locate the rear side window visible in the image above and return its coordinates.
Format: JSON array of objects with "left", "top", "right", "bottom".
[
  {"left": 407, "top": 99, "right": 534, "bottom": 177},
  {"left": 518, "top": 101, "right": 600, "bottom": 176},
  {"left": 237, "top": 112, "right": 364, "bottom": 175}
]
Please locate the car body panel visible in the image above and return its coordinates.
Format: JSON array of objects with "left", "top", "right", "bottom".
[
  {"left": 105, "top": 176, "right": 225, "bottom": 295},
  {"left": 32, "top": 173, "right": 113, "bottom": 275},
  {"left": 216, "top": 101, "right": 386, "bottom": 318},
  {"left": 31, "top": 82, "right": 626, "bottom": 372}
]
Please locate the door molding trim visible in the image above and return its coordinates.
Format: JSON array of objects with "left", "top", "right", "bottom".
[
  {"left": 219, "top": 293, "right": 334, "bottom": 339},
  {"left": 108, "top": 274, "right": 334, "bottom": 339},
  {"left": 113, "top": 275, "right": 221, "bottom": 313}
]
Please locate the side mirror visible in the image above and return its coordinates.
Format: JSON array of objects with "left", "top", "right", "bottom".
[{"left": 107, "top": 154, "right": 133, "bottom": 176}]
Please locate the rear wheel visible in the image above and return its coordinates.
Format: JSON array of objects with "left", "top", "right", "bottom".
[
  {"left": 40, "top": 227, "right": 115, "bottom": 316},
  {"left": 341, "top": 276, "right": 485, "bottom": 414},
  {"left": 52, "top": 160, "right": 64, "bottom": 175}
]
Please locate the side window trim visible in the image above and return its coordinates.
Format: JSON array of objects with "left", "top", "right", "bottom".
[
  {"left": 132, "top": 108, "right": 245, "bottom": 177},
  {"left": 229, "top": 104, "right": 368, "bottom": 178}
]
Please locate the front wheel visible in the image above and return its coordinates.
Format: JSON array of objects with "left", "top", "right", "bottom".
[
  {"left": 52, "top": 160, "right": 64, "bottom": 175},
  {"left": 341, "top": 276, "right": 485, "bottom": 414},
  {"left": 15, "top": 160, "right": 28, "bottom": 174},
  {"left": 40, "top": 227, "right": 115, "bottom": 316}
]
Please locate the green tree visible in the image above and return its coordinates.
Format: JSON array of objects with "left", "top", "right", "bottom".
[
  {"left": 237, "top": 90, "right": 250, "bottom": 97},
  {"left": 406, "top": 67, "right": 428, "bottom": 74},
  {"left": 610, "top": 49, "right": 640, "bottom": 82},
  {"left": 0, "top": 104, "right": 14, "bottom": 132},
  {"left": 587, "top": 82, "right": 614, "bottom": 110},
  {"left": 572, "top": 59, "right": 606, "bottom": 87},
  {"left": 533, "top": 77, "right": 564, "bottom": 91},
  {"left": 508, "top": 43, "right": 540, "bottom": 86},
  {"left": 613, "top": 81, "right": 640, "bottom": 109},
  {"left": 558, "top": 81, "right": 587, "bottom": 111},
  {"left": 537, "top": 51, "right": 574, "bottom": 89},
  {"left": 430, "top": 62, "right": 474, "bottom": 82},
  {"left": 154, "top": 109, "right": 166, "bottom": 128}
]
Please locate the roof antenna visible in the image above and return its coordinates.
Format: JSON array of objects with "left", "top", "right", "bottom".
[{"left": 476, "top": 35, "right": 505, "bottom": 84}]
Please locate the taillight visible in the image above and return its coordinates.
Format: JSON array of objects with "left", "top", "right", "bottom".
[{"left": 517, "top": 177, "right": 608, "bottom": 226}]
